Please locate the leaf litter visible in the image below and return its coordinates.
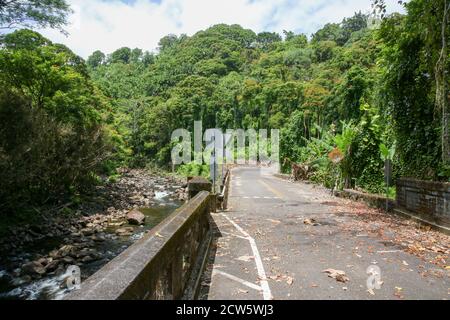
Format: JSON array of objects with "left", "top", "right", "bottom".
[{"left": 333, "top": 199, "right": 449, "bottom": 270}]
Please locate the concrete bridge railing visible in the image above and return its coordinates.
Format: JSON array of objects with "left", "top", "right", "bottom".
[{"left": 65, "top": 190, "right": 213, "bottom": 300}]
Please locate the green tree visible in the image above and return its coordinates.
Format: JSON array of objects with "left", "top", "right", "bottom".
[
  {"left": 0, "top": 0, "right": 72, "bottom": 33},
  {"left": 312, "top": 23, "right": 344, "bottom": 45},
  {"left": 256, "top": 31, "right": 282, "bottom": 50},
  {"left": 375, "top": 0, "right": 449, "bottom": 176},
  {"left": 87, "top": 50, "right": 106, "bottom": 69},
  {"left": 0, "top": 30, "right": 110, "bottom": 211},
  {"left": 108, "top": 47, "right": 132, "bottom": 64},
  {"left": 341, "top": 12, "right": 369, "bottom": 44}
]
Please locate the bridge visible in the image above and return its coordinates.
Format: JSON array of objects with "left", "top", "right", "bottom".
[{"left": 67, "top": 167, "right": 450, "bottom": 300}]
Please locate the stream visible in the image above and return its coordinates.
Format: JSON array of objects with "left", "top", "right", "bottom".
[{"left": 0, "top": 188, "right": 183, "bottom": 300}]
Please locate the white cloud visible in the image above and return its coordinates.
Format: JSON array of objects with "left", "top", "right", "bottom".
[{"left": 38, "top": 0, "right": 406, "bottom": 59}]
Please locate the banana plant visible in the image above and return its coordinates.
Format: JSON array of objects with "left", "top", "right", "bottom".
[
  {"left": 379, "top": 142, "right": 396, "bottom": 162},
  {"left": 333, "top": 121, "right": 358, "bottom": 189}
]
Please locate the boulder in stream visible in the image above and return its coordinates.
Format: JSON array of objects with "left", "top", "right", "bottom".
[
  {"left": 127, "top": 209, "right": 145, "bottom": 225},
  {"left": 116, "top": 227, "right": 134, "bottom": 237},
  {"left": 21, "top": 261, "right": 46, "bottom": 276}
]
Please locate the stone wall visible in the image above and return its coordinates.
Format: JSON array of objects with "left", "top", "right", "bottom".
[{"left": 397, "top": 178, "right": 450, "bottom": 226}]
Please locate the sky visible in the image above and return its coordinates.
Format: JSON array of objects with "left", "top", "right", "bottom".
[{"left": 38, "top": 0, "right": 406, "bottom": 59}]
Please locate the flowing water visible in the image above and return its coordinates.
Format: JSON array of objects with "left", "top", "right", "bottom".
[{"left": 0, "top": 191, "right": 183, "bottom": 300}]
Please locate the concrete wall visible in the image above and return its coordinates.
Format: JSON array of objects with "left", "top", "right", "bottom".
[
  {"left": 65, "top": 191, "right": 212, "bottom": 300},
  {"left": 397, "top": 178, "right": 450, "bottom": 226},
  {"left": 335, "top": 189, "right": 396, "bottom": 211}
]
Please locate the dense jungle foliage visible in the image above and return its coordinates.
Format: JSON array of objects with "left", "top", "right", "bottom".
[{"left": 0, "top": 0, "right": 448, "bottom": 213}]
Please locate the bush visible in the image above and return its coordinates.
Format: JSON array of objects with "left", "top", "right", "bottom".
[
  {"left": 0, "top": 89, "right": 109, "bottom": 213},
  {"left": 177, "top": 163, "right": 210, "bottom": 178}
]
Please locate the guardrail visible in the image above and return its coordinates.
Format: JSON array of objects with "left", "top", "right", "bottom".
[{"left": 65, "top": 191, "right": 213, "bottom": 300}]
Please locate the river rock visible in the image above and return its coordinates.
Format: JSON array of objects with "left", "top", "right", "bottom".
[
  {"left": 91, "top": 234, "right": 106, "bottom": 242},
  {"left": 21, "top": 261, "right": 46, "bottom": 276},
  {"left": 55, "top": 264, "right": 67, "bottom": 276},
  {"left": 127, "top": 210, "right": 145, "bottom": 225},
  {"left": 36, "top": 257, "right": 48, "bottom": 266},
  {"left": 62, "top": 256, "right": 75, "bottom": 264},
  {"left": 76, "top": 248, "right": 98, "bottom": 259},
  {"left": 112, "top": 221, "right": 126, "bottom": 227},
  {"left": 116, "top": 227, "right": 134, "bottom": 236},
  {"left": 58, "top": 245, "right": 75, "bottom": 257},
  {"left": 45, "top": 260, "right": 60, "bottom": 272},
  {"left": 80, "top": 255, "right": 95, "bottom": 263},
  {"left": 81, "top": 228, "right": 95, "bottom": 236}
]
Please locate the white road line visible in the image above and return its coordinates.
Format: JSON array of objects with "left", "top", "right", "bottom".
[
  {"left": 220, "top": 230, "right": 249, "bottom": 240},
  {"left": 219, "top": 213, "right": 273, "bottom": 300},
  {"left": 241, "top": 196, "right": 280, "bottom": 200},
  {"left": 212, "top": 270, "right": 263, "bottom": 292}
]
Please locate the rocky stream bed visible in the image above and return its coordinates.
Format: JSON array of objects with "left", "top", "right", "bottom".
[{"left": 0, "top": 169, "right": 188, "bottom": 300}]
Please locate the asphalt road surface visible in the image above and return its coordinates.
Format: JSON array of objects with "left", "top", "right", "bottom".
[{"left": 199, "top": 167, "right": 449, "bottom": 300}]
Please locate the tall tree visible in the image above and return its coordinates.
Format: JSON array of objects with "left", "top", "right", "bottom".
[
  {"left": 436, "top": 0, "right": 449, "bottom": 164},
  {"left": 87, "top": 50, "right": 106, "bottom": 69},
  {"left": 375, "top": 0, "right": 449, "bottom": 166},
  {"left": 0, "top": 0, "right": 71, "bottom": 33}
]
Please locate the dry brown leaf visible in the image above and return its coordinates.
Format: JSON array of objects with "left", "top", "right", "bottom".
[
  {"left": 304, "top": 218, "right": 320, "bottom": 226},
  {"left": 286, "top": 276, "right": 294, "bottom": 286},
  {"left": 236, "top": 255, "right": 254, "bottom": 262},
  {"left": 323, "top": 268, "right": 350, "bottom": 283}
]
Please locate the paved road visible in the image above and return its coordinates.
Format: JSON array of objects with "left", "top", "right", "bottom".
[{"left": 199, "top": 167, "right": 449, "bottom": 300}]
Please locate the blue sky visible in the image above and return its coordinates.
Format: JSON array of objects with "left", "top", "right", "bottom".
[{"left": 39, "top": 0, "right": 406, "bottom": 58}]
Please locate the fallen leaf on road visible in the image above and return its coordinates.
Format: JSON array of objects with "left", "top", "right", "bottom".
[
  {"left": 304, "top": 218, "right": 320, "bottom": 226},
  {"left": 286, "top": 276, "right": 294, "bottom": 286},
  {"left": 323, "top": 269, "right": 350, "bottom": 283},
  {"left": 394, "top": 287, "right": 404, "bottom": 299},
  {"left": 236, "top": 255, "right": 254, "bottom": 262}
]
